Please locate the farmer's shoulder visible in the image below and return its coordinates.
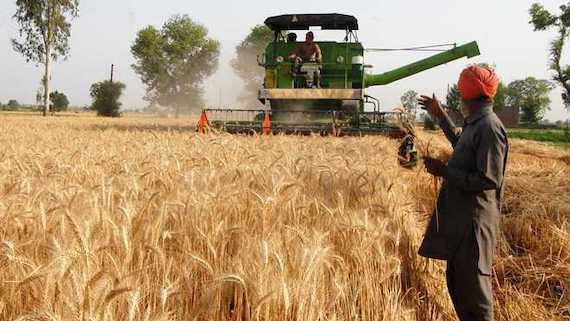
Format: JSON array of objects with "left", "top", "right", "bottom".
[
  {"left": 474, "top": 112, "right": 507, "bottom": 146},
  {"left": 474, "top": 111, "right": 505, "bottom": 132}
]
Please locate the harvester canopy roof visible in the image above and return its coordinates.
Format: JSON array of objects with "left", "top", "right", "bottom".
[{"left": 264, "top": 14, "right": 359, "bottom": 31}]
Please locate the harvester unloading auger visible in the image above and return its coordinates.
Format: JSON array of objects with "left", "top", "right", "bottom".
[{"left": 200, "top": 14, "right": 480, "bottom": 138}]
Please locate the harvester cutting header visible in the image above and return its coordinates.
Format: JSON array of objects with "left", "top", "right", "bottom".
[{"left": 201, "top": 13, "right": 481, "bottom": 136}]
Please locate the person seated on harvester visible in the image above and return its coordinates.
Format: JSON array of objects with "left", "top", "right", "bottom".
[
  {"left": 287, "top": 32, "right": 297, "bottom": 43},
  {"left": 288, "top": 32, "right": 322, "bottom": 88},
  {"left": 288, "top": 31, "right": 322, "bottom": 64}
]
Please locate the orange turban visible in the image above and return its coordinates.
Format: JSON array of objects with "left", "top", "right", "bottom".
[{"left": 458, "top": 66, "right": 500, "bottom": 101}]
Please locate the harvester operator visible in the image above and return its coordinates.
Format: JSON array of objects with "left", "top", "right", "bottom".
[
  {"left": 418, "top": 65, "right": 509, "bottom": 321},
  {"left": 288, "top": 31, "right": 322, "bottom": 63}
]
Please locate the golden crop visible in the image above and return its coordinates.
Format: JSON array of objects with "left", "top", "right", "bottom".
[{"left": 0, "top": 114, "right": 568, "bottom": 321}]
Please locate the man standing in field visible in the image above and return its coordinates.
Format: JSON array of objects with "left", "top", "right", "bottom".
[{"left": 418, "top": 65, "right": 509, "bottom": 321}]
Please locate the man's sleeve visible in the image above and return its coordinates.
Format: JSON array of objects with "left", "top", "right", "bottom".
[
  {"left": 439, "top": 112, "right": 462, "bottom": 147},
  {"left": 444, "top": 125, "right": 507, "bottom": 193}
]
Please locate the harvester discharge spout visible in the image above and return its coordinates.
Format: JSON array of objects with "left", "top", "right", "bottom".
[{"left": 364, "top": 41, "right": 481, "bottom": 87}]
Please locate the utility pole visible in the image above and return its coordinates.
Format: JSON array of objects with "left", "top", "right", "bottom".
[{"left": 110, "top": 64, "right": 114, "bottom": 83}]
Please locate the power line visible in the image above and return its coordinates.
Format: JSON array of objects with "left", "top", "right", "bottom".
[{"left": 365, "top": 43, "right": 457, "bottom": 53}]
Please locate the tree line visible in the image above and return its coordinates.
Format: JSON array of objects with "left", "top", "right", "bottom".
[
  {"left": 401, "top": 74, "right": 554, "bottom": 127},
  {"left": 8, "top": 1, "right": 570, "bottom": 118},
  {"left": 10, "top": 1, "right": 224, "bottom": 117},
  {"left": 447, "top": 77, "right": 554, "bottom": 124},
  {"left": 401, "top": 2, "right": 570, "bottom": 127},
  {"left": 0, "top": 91, "right": 69, "bottom": 112},
  {"left": 9, "top": 0, "right": 265, "bottom": 117}
]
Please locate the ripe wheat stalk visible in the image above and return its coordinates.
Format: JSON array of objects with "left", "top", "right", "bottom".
[{"left": 0, "top": 114, "right": 568, "bottom": 321}]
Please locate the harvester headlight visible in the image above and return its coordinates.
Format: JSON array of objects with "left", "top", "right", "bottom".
[
  {"left": 337, "top": 56, "right": 345, "bottom": 64},
  {"left": 276, "top": 56, "right": 284, "bottom": 63}
]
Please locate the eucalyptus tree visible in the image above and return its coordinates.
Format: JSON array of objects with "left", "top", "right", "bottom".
[{"left": 12, "top": 0, "right": 79, "bottom": 116}]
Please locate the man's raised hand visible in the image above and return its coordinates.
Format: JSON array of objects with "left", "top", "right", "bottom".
[{"left": 418, "top": 94, "right": 445, "bottom": 120}]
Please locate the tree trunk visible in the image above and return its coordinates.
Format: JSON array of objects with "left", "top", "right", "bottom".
[{"left": 43, "top": 50, "right": 51, "bottom": 117}]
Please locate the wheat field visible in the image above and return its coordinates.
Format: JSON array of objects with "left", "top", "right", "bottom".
[{"left": 0, "top": 114, "right": 568, "bottom": 321}]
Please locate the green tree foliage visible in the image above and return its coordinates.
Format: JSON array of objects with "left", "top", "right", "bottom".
[
  {"left": 131, "top": 15, "right": 220, "bottom": 116},
  {"left": 49, "top": 91, "right": 69, "bottom": 112},
  {"left": 12, "top": 0, "right": 79, "bottom": 116},
  {"left": 529, "top": 3, "right": 570, "bottom": 111},
  {"left": 231, "top": 25, "right": 273, "bottom": 106},
  {"left": 400, "top": 90, "right": 418, "bottom": 115},
  {"left": 494, "top": 82, "right": 508, "bottom": 112},
  {"left": 446, "top": 84, "right": 461, "bottom": 111},
  {"left": 506, "top": 77, "right": 554, "bottom": 124},
  {"left": 422, "top": 114, "right": 439, "bottom": 131},
  {"left": 7, "top": 100, "right": 21, "bottom": 109},
  {"left": 90, "top": 80, "right": 126, "bottom": 117}
]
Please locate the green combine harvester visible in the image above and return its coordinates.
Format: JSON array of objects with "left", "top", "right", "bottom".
[{"left": 204, "top": 13, "right": 480, "bottom": 137}]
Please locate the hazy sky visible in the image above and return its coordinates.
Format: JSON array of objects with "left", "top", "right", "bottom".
[{"left": 1, "top": 0, "right": 569, "bottom": 120}]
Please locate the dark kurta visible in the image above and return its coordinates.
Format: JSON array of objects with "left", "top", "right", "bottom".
[{"left": 419, "top": 104, "right": 508, "bottom": 320}]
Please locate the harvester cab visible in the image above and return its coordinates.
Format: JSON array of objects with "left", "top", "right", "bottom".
[
  {"left": 260, "top": 14, "right": 365, "bottom": 115},
  {"left": 202, "top": 13, "right": 481, "bottom": 137}
]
